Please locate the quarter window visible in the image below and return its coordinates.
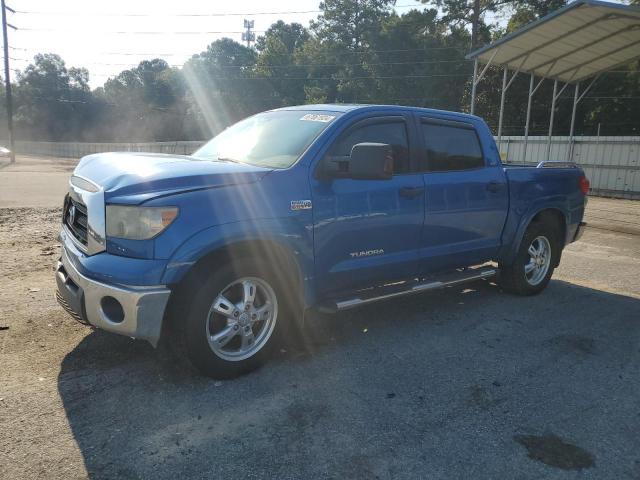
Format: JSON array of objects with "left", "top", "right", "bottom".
[
  {"left": 420, "top": 121, "right": 484, "bottom": 172},
  {"left": 331, "top": 120, "right": 410, "bottom": 174}
]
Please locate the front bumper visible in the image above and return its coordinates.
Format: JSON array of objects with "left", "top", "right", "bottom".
[{"left": 55, "top": 246, "right": 171, "bottom": 347}]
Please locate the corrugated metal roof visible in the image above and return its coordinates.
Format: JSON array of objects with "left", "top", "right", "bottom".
[{"left": 466, "top": 0, "right": 640, "bottom": 83}]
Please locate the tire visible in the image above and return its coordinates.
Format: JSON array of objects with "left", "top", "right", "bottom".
[
  {"left": 499, "top": 219, "right": 559, "bottom": 296},
  {"left": 180, "top": 258, "right": 297, "bottom": 379}
]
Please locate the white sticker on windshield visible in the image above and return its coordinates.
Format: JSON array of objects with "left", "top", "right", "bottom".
[{"left": 300, "top": 114, "right": 335, "bottom": 123}]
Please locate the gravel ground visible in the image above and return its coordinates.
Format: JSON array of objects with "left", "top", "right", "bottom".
[{"left": 1, "top": 202, "right": 640, "bottom": 479}]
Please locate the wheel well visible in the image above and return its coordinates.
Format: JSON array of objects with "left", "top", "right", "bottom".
[
  {"left": 162, "top": 240, "right": 305, "bottom": 338},
  {"left": 530, "top": 208, "right": 566, "bottom": 241},
  {"left": 173, "top": 240, "right": 304, "bottom": 303},
  {"left": 528, "top": 208, "right": 566, "bottom": 266}
]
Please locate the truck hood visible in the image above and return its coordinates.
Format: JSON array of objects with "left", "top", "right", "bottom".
[{"left": 73, "top": 152, "right": 272, "bottom": 203}]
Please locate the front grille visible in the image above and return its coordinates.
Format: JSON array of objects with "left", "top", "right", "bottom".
[{"left": 63, "top": 195, "right": 89, "bottom": 247}]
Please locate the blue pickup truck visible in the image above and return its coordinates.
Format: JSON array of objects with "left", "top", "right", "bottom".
[{"left": 56, "top": 104, "right": 588, "bottom": 378}]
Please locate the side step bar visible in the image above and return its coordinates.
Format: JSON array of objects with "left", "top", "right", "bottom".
[{"left": 332, "top": 266, "right": 497, "bottom": 311}]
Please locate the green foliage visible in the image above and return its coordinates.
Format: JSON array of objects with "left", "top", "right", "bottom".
[
  {"left": 255, "top": 21, "right": 310, "bottom": 105},
  {"left": 421, "top": 0, "right": 516, "bottom": 48},
  {"left": 312, "top": 0, "right": 396, "bottom": 48},
  {"left": 507, "top": 0, "right": 566, "bottom": 32},
  {"left": 97, "top": 59, "right": 186, "bottom": 141},
  {"left": 13, "top": 54, "right": 98, "bottom": 141},
  {"left": 1, "top": 0, "right": 638, "bottom": 142}
]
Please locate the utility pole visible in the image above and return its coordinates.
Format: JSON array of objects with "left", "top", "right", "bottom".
[
  {"left": 242, "top": 19, "right": 255, "bottom": 48},
  {"left": 1, "top": 0, "right": 15, "bottom": 163}
]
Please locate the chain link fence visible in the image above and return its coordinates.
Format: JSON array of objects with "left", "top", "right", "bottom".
[{"left": 10, "top": 140, "right": 206, "bottom": 158}]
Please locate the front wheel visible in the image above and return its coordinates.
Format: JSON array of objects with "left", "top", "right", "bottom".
[
  {"left": 182, "top": 259, "right": 290, "bottom": 379},
  {"left": 500, "top": 221, "right": 559, "bottom": 295}
]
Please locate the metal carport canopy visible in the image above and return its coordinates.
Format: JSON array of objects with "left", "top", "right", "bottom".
[
  {"left": 465, "top": 0, "right": 640, "bottom": 163},
  {"left": 467, "top": 0, "right": 640, "bottom": 84}
]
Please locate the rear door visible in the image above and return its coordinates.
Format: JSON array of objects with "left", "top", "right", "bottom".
[
  {"left": 416, "top": 116, "right": 508, "bottom": 273},
  {"left": 311, "top": 114, "right": 425, "bottom": 296}
]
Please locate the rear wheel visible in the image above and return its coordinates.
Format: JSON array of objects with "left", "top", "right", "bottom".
[
  {"left": 500, "top": 220, "right": 559, "bottom": 295},
  {"left": 182, "top": 258, "right": 293, "bottom": 379}
]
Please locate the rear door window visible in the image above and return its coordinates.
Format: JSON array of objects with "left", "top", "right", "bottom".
[{"left": 420, "top": 120, "right": 484, "bottom": 172}]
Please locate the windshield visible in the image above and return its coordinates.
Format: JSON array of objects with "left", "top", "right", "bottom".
[{"left": 192, "top": 110, "right": 339, "bottom": 169}]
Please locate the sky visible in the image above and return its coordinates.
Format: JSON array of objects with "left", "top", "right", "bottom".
[{"left": 4, "top": 0, "right": 428, "bottom": 88}]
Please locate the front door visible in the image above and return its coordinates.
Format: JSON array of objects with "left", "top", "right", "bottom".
[{"left": 311, "top": 115, "right": 425, "bottom": 296}]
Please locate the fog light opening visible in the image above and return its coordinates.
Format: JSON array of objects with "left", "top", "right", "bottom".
[{"left": 100, "top": 296, "right": 125, "bottom": 324}]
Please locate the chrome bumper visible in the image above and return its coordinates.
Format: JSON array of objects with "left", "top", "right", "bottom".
[{"left": 55, "top": 247, "right": 170, "bottom": 347}]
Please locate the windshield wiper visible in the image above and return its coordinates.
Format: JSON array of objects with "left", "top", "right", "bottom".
[{"left": 216, "top": 157, "right": 241, "bottom": 164}]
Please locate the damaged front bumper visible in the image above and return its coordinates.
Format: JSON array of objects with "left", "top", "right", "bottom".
[{"left": 55, "top": 246, "right": 170, "bottom": 347}]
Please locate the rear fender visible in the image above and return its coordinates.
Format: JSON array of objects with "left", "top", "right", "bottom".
[{"left": 501, "top": 199, "right": 569, "bottom": 266}]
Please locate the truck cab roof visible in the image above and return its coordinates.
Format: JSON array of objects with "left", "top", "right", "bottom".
[{"left": 273, "top": 103, "right": 482, "bottom": 122}]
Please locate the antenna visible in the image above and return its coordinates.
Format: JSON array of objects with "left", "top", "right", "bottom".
[{"left": 242, "top": 19, "right": 255, "bottom": 48}]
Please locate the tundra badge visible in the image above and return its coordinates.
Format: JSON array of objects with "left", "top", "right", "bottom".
[{"left": 350, "top": 249, "right": 384, "bottom": 258}]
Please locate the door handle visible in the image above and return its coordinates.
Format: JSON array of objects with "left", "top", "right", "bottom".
[
  {"left": 399, "top": 186, "right": 425, "bottom": 199},
  {"left": 486, "top": 181, "right": 503, "bottom": 193}
]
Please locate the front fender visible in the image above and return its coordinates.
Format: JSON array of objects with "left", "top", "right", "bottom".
[{"left": 161, "top": 218, "right": 316, "bottom": 307}]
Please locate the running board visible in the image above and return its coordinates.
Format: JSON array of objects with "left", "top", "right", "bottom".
[{"left": 331, "top": 267, "right": 497, "bottom": 311}]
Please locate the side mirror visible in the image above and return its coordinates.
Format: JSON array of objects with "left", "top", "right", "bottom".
[
  {"left": 320, "top": 142, "right": 394, "bottom": 180},
  {"left": 349, "top": 143, "right": 393, "bottom": 180}
]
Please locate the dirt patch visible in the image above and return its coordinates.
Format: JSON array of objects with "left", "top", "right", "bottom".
[{"left": 0, "top": 208, "right": 62, "bottom": 276}]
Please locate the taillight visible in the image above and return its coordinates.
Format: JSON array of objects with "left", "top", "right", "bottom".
[{"left": 579, "top": 175, "right": 590, "bottom": 195}]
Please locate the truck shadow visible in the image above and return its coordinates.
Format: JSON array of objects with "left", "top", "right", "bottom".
[{"left": 57, "top": 279, "right": 640, "bottom": 479}]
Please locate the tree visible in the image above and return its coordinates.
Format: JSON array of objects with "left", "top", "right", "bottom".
[
  {"left": 255, "top": 21, "right": 310, "bottom": 105},
  {"left": 421, "top": 0, "right": 515, "bottom": 48},
  {"left": 100, "top": 59, "right": 186, "bottom": 141},
  {"left": 182, "top": 38, "right": 269, "bottom": 137},
  {"left": 13, "top": 53, "right": 98, "bottom": 141},
  {"left": 370, "top": 8, "right": 471, "bottom": 109},
  {"left": 506, "top": 0, "right": 566, "bottom": 32},
  {"left": 2, "top": 1, "right": 639, "bottom": 142},
  {"left": 306, "top": 0, "right": 396, "bottom": 103},
  {"left": 312, "top": 0, "right": 396, "bottom": 48}
]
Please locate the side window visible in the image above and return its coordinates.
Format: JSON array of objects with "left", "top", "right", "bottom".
[
  {"left": 420, "top": 121, "right": 484, "bottom": 172},
  {"left": 331, "top": 120, "right": 410, "bottom": 174}
]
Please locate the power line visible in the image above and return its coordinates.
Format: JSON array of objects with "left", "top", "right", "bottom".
[
  {"left": 13, "top": 14, "right": 486, "bottom": 35},
  {"left": 6, "top": 56, "right": 473, "bottom": 69},
  {"left": 26, "top": 72, "right": 474, "bottom": 81},
  {"left": 11, "top": 3, "right": 426, "bottom": 17},
  {"left": 7, "top": 45, "right": 468, "bottom": 58},
  {"left": 17, "top": 27, "right": 258, "bottom": 34}
]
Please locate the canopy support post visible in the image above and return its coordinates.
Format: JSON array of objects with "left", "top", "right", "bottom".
[
  {"left": 469, "top": 49, "right": 498, "bottom": 115},
  {"left": 546, "top": 79, "right": 558, "bottom": 160},
  {"left": 566, "top": 74, "right": 600, "bottom": 161},
  {"left": 568, "top": 82, "right": 579, "bottom": 162},
  {"left": 497, "top": 67, "right": 508, "bottom": 151},
  {"left": 470, "top": 58, "right": 478, "bottom": 115},
  {"left": 521, "top": 70, "right": 546, "bottom": 164}
]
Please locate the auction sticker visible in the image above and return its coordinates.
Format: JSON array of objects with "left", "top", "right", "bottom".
[
  {"left": 300, "top": 114, "right": 335, "bottom": 122},
  {"left": 290, "top": 200, "right": 313, "bottom": 211}
]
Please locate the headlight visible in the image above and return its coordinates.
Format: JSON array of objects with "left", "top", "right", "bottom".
[{"left": 106, "top": 205, "right": 178, "bottom": 240}]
